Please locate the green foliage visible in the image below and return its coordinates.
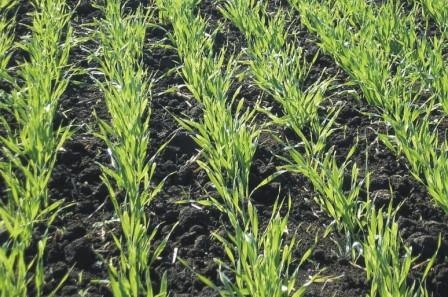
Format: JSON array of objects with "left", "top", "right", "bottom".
[
  {"left": 418, "top": 0, "right": 448, "bottom": 34},
  {"left": 289, "top": 0, "right": 439, "bottom": 295},
  {"left": 364, "top": 203, "right": 437, "bottom": 297},
  {"left": 92, "top": 1, "right": 171, "bottom": 296},
  {"left": 0, "top": 246, "right": 27, "bottom": 296},
  {"left": 0, "top": 0, "right": 444, "bottom": 296},
  {"left": 0, "top": 0, "right": 73, "bottom": 240},
  {"left": 290, "top": 0, "right": 448, "bottom": 215},
  {"left": 220, "top": 0, "right": 327, "bottom": 131},
  {"left": 281, "top": 109, "right": 370, "bottom": 250},
  {"left": 0, "top": 1, "right": 73, "bottom": 296},
  {"left": 0, "top": 13, "right": 14, "bottom": 83},
  {"left": 211, "top": 199, "right": 316, "bottom": 297},
  {"left": 155, "top": 0, "right": 321, "bottom": 295},
  {"left": 0, "top": 0, "right": 17, "bottom": 10},
  {"left": 221, "top": 0, "right": 367, "bottom": 258}
]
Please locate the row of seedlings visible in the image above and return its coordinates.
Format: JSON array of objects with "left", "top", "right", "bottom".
[
  {"left": 288, "top": 0, "right": 438, "bottom": 295},
  {"left": 220, "top": 0, "right": 366, "bottom": 248},
  {"left": 155, "top": 0, "right": 321, "bottom": 295},
  {"left": 0, "top": 0, "right": 18, "bottom": 292},
  {"left": 356, "top": 1, "right": 448, "bottom": 118},
  {"left": 0, "top": 1, "right": 73, "bottom": 296},
  {"left": 220, "top": 0, "right": 434, "bottom": 296},
  {"left": 290, "top": 0, "right": 448, "bottom": 214},
  {"left": 91, "top": 1, "right": 171, "bottom": 296},
  {"left": 412, "top": 0, "right": 448, "bottom": 123},
  {"left": 304, "top": 0, "right": 448, "bottom": 116}
]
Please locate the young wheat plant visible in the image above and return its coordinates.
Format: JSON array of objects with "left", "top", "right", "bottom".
[
  {"left": 0, "top": 0, "right": 73, "bottom": 296},
  {"left": 290, "top": 0, "right": 448, "bottom": 214},
  {"left": 156, "top": 0, "right": 321, "bottom": 295},
  {"left": 92, "top": 1, "right": 171, "bottom": 296},
  {"left": 289, "top": 0, "right": 437, "bottom": 295},
  {"left": 221, "top": 0, "right": 368, "bottom": 252},
  {"left": 0, "top": 7, "right": 14, "bottom": 82},
  {"left": 220, "top": 0, "right": 326, "bottom": 131},
  {"left": 364, "top": 203, "right": 437, "bottom": 297},
  {"left": 417, "top": 0, "right": 448, "bottom": 34}
]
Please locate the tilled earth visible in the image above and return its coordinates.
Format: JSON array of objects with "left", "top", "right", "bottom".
[{"left": 1, "top": 1, "right": 448, "bottom": 297}]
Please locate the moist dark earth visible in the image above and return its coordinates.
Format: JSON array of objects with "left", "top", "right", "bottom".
[{"left": 1, "top": 1, "right": 448, "bottom": 297}]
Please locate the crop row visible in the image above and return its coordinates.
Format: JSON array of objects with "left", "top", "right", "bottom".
[
  {"left": 0, "top": 0, "right": 446, "bottom": 296},
  {"left": 156, "top": 0, "right": 319, "bottom": 296},
  {"left": 221, "top": 1, "right": 437, "bottom": 296},
  {"left": 291, "top": 0, "right": 448, "bottom": 216},
  {"left": 91, "top": 1, "right": 172, "bottom": 296},
  {"left": 0, "top": 1, "right": 72, "bottom": 296}
]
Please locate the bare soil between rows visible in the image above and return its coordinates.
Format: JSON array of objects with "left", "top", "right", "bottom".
[{"left": 1, "top": 1, "right": 448, "bottom": 297}]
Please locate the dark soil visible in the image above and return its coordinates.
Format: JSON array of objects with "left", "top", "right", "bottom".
[{"left": 1, "top": 1, "right": 447, "bottom": 297}]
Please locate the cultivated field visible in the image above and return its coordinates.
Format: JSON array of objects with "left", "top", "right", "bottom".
[{"left": 0, "top": 0, "right": 447, "bottom": 296}]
